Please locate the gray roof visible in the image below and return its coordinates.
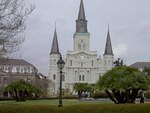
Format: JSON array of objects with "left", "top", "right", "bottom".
[
  {"left": 0, "top": 58, "right": 35, "bottom": 67},
  {"left": 104, "top": 28, "right": 113, "bottom": 56},
  {"left": 50, "top": 28, "right": 60, "bottom": 55},
  {"left": 130, "top": 62, "right": 150, "bottom": 69},
  {"left": 78, "top": 0, "right": 86, "bottom": 20}
]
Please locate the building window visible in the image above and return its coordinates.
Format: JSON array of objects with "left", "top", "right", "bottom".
[
  {"left": 81, "top": 62, "right": 83, "bottom": 67},
  {"left": 32, "top": 68, "right": 35, "bottom": 73},
  {"left": 82, "top": 75, "right": 85, "bottom": 81},
  {"left": 24, "top": 67, "right": 27, "bottom": 73},
  {"left": 3, "top": 77, "right": 8, "bottom": 84},
  {"left": 5, "top": 66, "right": 8, "bottom": 71},
  {"left": 87, "top": 71, "right": 89, "bottom": 76},
  {"left": 70, "top": 60, "right": 72, "bottom": 66},
  {"left": 1, "top": 66, "right": 4, "bottom": 71},
  {"left": 53, "top": 74, "right": 56, "bottom": 80},
  {"left": 8, "top": 66, "right": 12, "bottom": 73},
  {"left": 21, "top": 68, "right": 24, "bottom": 73},
  {"left": 92, "top": 60, "right": 94, "bottom": 66},
  {"left": 16, "top": 67, "right": 20, "bottom": 73},
  {"left": 79, "top": 75, "right": 82, "bottom": 81},
  {"left": 75, "top": 71, "right": 77, "bottom": 75},
  {"left": 27, "top": 67, "right": 30, "bottom": 73}
]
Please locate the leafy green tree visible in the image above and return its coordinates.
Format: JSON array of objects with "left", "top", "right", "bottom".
[
  {"left": 87, "top": 84, "right": 96, "bottom": 96},
  {"left": 97, "top": 66, "right": 150, "bottom": 104},
  {"left": 5, "top": 80, "right": 42, "bottom": 102},
  {"left": 143, "top": 67, "right": 150, "bottom": 76},
  {"left": 74, "top": 83, "right": 87, "bottom": 98},
  {"left": 74, "top": 83, "right": 95, "bottom": 98}
]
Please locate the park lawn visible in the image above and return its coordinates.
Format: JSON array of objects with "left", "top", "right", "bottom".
[
  {"left": 0, "top": 99, "right": 112, "bottom": 106},
  {"left": 0, "top": 103, "right": 150, "bottom": 113}
]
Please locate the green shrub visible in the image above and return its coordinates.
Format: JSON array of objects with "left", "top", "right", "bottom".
[
  {"left": 144, "top": 92, "right": 150, "bottom": 98},
  {"left": 63, "top": 94, "right": 77, "bottom": 99},
  {"left": 91, "top": 91, "right": 108, "bottom": 98},
  {"left": 0, "top": 104, "right": 150, "bottom": 113}
]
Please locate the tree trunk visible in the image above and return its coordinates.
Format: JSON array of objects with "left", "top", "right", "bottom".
[
  {"left": 105, "top": 90, "right": 118, "bottom": 104},
  {"left": 78, "top": 91, "right": 82, "bottom": 99},
  {"left": 14, "top": 89, "right": 19, "bottom": 101}
]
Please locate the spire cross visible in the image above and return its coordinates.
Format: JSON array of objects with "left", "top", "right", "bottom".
[{"left": 54, "top": 21, "right": 57, "bottom": 32}]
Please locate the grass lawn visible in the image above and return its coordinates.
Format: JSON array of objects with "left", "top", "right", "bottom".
[{"left": 0, "top": 99, "right": 112, "bottom": 106}]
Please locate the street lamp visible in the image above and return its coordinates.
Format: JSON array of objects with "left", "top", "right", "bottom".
[{"left": 57, "top": 54, "right": 65, "bottom": 107}]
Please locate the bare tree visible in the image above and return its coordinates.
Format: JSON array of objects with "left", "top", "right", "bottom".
[{"left": 0, "top": 0, "right": 35, "bottom": 57}]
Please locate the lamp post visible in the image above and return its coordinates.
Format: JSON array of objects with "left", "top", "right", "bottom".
[{"left": 57, "top": 54, "right": 65, "bottom": 107}]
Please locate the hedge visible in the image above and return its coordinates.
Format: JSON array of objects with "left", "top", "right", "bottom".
[
  {"left": 0, "top": 104, "right": 150, "bottom": 113},
  {"left": 91, "top": 91, "right": 108, "bottom": 98},
  {"left": 145, "top": 92, "right": 150, "bottom": 99},
  {"left": 92, "top": 91, "right": 150, "bottom": 99},
  {"left": 0, "top": 96, "right": 77, "bottom": 101}
]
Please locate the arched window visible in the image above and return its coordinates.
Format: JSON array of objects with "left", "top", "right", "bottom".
[
  {"left": 75, "top": 71, "right": 77, "bottom": 75},
  {"left": 24, "top": 67, "right": 27, "bottom": 73},
  {"left": 16, "top": 67, "right": 20, "bottom": 73},
  {"left": 92, "top": 60, "right": 94, "bottom": 66},
  {"left": 53, "top": 74, "right": 56, "bottom": 80},
  {"left": 70, "top": 60, "right": 72, "bottom": 66},
  {"left": 79, "top": 75, "right": 82, "bottom": 81},
  {"left": 82, "top": 75, "right": 85, "bottom": 81},
  {"left": 81, "top": 62, "right": 83, "bottom": 67}
]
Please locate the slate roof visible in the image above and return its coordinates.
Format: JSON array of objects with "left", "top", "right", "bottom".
[
  {"left": 0, "top": 58, "right": 37, "bottom": 69},
  {"left": 130, "top": 62, "right": 150, "bottom": 69}
]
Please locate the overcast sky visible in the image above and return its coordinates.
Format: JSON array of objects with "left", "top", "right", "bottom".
[{"left": 14, "top": 0, "right": 150, "bottom": 75}]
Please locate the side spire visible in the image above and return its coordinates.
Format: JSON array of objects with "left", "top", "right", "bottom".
[
  {"left": 76, "top": 0, "right": 88, "bottom": 33},
  {"left": 104, "top": 25, "right": 113, "bottom": 56},
  {"left": 50, "top": 27, "right": 60, "bottom": 55}
]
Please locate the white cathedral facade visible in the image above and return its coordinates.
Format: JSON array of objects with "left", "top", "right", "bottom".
[{"left": 48, "top": 0, "right": 114, "bottom": 93}]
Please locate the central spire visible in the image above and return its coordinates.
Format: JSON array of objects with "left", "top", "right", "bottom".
[
  {"left": 78, "top": 0, "right": 86, "bottom": 20},
  {"left": 76, "top": 0, "right": 88, "bottom": 33}
]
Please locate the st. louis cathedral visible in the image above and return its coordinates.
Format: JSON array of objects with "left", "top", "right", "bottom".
[{"left": 48, "top": 0, "right": 114, "bottom": 93}]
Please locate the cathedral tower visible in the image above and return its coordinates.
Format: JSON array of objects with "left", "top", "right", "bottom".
[
  {"left": 49, "top": 28, "right": 60, "bottom": 92},
  {"left": 103, "top": 26, "right": 114, "bottom": 68},
  {"left": 74, "top": 0, "right": 90, "bottom": 52}
]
